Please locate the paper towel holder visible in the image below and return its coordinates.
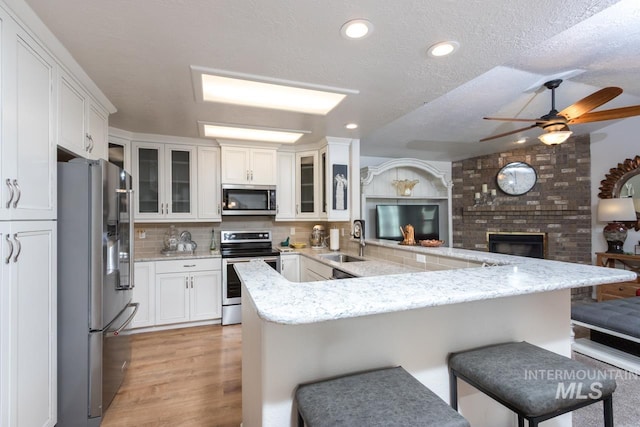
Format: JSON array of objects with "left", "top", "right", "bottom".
[{"left": 329, "top": 227, "right": 340, "bottom": 251}]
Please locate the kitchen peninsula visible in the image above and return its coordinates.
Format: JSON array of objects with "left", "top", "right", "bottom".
[{"left": 238, "top": 247, "right": 636, "bottom": 427}]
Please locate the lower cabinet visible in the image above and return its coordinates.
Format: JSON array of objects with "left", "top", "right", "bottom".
[
  {"left": 131, "top": 261, "right": 156, "bottom": 328},
  {"left": 1, "top": 221, "right": 57, "bottom": 427},
  {"left": 299, "top": 255, "right": 333, "bottom": 282},
  {"left": 280, "top": 253, "right": 300, "bottom": 282},
  {"left": 130, "top": 258, "right": 221, "bottom": 330}
]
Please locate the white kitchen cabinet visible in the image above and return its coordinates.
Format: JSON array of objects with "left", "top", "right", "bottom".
[
  {"left": 280, "top": 253, "right": 300, "bottom": 282},
  {"left": 295, "top": 151, "right": 320, "bottom": 219},
  {"left": 197, "top": 146, "right": 221, "bottom": 221},
  {"left": 321, "top": 139, "right": 351, "bottom": 221},
  {"left": 57, "top": 70, "right": 109, "bottom": 161},
  {"left": 299, "top": 255, "right": 332, "bottom": 282},
  {"left": 0, "top": 221, "right": 56, "bottom": 427},
  {"left": 154, "top": 258, "right": 221, "bottom": 326},
  {"left": 220, "top": 146, "right": 277, "bottom": 185},
  {"left": 130, "top": 261, "right": 156, "bottom": 329},
  {"left": 276, "top": 151, "right": 296, "bottom": 220},
  {"left": 133, "top": 142, "right": 198, "bottom": 221},
  {"left": 1, "top": 12, "right": 56, "bottom": 221}
]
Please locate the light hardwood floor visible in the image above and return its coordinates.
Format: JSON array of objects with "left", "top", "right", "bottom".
[{"left": 101, "top": 325, "right": 242, "bottom": 427}]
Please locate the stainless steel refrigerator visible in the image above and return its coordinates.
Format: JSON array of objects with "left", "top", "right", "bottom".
[{"left": 57, "top": 159, "right": 138, "bottom": 426}]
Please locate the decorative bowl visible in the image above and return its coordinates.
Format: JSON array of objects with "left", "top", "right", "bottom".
[
  {"left": 290, "top": 242, "right": 307, "bottom": 249},
  {"left": 420, "top": 239, "right": 445, "bottom": 247}
]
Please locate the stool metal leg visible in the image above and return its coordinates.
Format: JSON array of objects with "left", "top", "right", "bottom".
[
  {"left": 517, "top": 414, "right": 524, "bottom": 427},
  {"left": 297, "top": 410, "right": 304, "bottom": 427},
  {"left": 604, "top": 396, "right": 614, "bottom": 427},
  {"left": 449, "top": 369, "right": 459, "bottom": 410}
]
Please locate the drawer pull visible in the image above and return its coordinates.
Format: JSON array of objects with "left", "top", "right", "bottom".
[
  {"left": 619, "top": 287, "right": 625, "bottom": 291},
  {"left": 184, "top": 264, "right": 196, "bottom": 267}
]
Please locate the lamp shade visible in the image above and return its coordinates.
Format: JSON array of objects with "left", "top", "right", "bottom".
[
  {"left": 538, "top": 130, "right": 573, "bottom": 145},
  {"left": 597, "top": 197, "right": 637, "bottom": 222}
]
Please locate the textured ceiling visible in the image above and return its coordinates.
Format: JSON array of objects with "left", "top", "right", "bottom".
[{"left": 22, "top": 0, "right": 640, "bottom": 161}]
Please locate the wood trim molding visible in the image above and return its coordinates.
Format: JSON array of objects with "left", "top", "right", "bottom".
[{"left": 360, "top": 158, "right": 452, "bottom": 188}]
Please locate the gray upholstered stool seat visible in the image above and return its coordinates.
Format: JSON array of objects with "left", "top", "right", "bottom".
[
  {"left": 449, "top": 341, "right": 617, "bottom": 427},
  {"left": 295, "top": 366, "right": 470, "bottom": 427}
]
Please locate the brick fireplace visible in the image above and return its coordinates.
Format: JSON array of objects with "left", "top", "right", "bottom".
[{"left": 451, "top": 135, "right": 592, "bottom": 298}]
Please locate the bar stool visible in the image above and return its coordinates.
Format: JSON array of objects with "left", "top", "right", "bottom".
[
  {"left": 295, "top": 366, "right": 470, "bottom": 427},
  {"left": 448, "top": 341, "right": 616, "bottom": 427}
]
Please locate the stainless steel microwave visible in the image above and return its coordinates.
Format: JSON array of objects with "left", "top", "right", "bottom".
[{"left": 221, "top": 184, "right": 276, "bottom": 216}]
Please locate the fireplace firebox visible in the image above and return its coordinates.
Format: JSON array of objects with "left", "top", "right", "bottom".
[{"left": 487, "top": 232, "right": 547, "bottom": 259}]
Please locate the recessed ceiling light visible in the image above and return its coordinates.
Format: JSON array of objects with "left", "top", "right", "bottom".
[
  {"left": 427, "top": 41, "right": 460, "bottom": 57},
  {"left": 192, "top": 67, "right": 359, "bottom": 115},
  {"left": 199, "top": 122, "right": 309, "bottom": 144},
  {"left": 340, "top": 19, "right": 373, "bottom": 39},
  {"left": 345, "top": 123, "right": 358, "bottom": 130}
]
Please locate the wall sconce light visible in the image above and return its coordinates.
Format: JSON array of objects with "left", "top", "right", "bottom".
[{"left": 597, "top": 197, "right": 637, "bottom": 253}]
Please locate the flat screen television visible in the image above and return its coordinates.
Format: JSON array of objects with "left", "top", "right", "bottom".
[{"left": 375, "top": 204, "right": 439, "bottom": 241}]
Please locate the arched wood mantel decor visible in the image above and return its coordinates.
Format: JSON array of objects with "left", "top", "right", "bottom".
[
  {"left": 360, "top": 158, "right": 453, "bottom": 245},
  {"left": 361, "top": 158, "right": 452, "bottom": 189},
  {"left": 598, "top": 155, "right": 640, "bottom": 231}
]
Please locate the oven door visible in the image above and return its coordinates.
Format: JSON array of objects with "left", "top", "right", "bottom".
[{"left": 222, "top": 256, "right": 280, "bottom": 305}]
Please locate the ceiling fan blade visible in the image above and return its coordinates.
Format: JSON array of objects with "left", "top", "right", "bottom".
[
  {"left": 559, "top": 87, "right": 623, "bottom": 121},
  {"left": 479, "top": 124, "right": 538, "bottom": 142},
  {"left": 484, "top": 117, "right": 541, "bottom": 123},
  {"left": 568, "top": 105, "right": 640, "bottom": 124}
]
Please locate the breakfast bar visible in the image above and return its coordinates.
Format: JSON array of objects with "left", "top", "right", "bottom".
[{"left": 238, "top": 249, "right": 636, "bottom": 427}]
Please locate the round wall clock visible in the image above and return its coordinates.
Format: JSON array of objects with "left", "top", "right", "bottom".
[{"left": 496, "top": 162, "right": 537, "bottom": 196}]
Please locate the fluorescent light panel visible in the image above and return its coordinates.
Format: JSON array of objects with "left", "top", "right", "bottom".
[
  {"left": 202, "top": 123, "right": 305, "bottom": 144},
  {"left": 201, "top": 74, "right": 347, "bottom": 115}
]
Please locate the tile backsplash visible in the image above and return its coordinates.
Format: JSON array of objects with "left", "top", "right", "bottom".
[{"left": 134, "top": 219, "right": 354, "bottom": 258}]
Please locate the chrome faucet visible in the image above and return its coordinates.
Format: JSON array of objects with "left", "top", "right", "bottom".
[{"left": 353, "top": 220, "right": 365, "bottom": 257}]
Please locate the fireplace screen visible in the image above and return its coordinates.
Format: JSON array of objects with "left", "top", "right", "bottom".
[{"left": 487, "top": 232, "right": 546, "bottom": 259}]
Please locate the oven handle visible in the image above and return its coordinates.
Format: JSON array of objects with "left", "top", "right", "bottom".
[{"left": 223, "top": 256, "right": 280, "bottom": 264}]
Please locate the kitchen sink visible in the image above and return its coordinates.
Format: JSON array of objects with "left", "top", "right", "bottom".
[{"left": 319, "top": 253, "right": 365, "bottom": 263}]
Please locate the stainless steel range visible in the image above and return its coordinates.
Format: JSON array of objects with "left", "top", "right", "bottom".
[{"left": 221, "top": 230, "right": 280, "bottom": 325}]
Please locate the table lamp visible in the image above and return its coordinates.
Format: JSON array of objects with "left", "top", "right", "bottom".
[{"left": 597, "top": 197, "right": 637, "bottom": 253}]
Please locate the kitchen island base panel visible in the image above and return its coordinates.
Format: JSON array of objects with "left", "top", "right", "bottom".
[{"left": 242, "top": 289, "right": 572, "bottom": 427}]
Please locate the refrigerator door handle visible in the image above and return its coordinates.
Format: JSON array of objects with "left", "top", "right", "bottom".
[{"left": 106, "top": 302, "right": 139, "bottom": 337}]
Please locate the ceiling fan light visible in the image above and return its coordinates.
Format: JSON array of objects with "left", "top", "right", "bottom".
[{"left": 538, "top": 130, "right": 573, "bottom": 145}]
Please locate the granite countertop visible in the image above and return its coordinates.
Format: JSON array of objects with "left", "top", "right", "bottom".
[
  {"left": 237, "top": 247, "right": 637, "bottom": 326},
  {"left": 135, "top": 250, "right": 221, "bottom": 262},
  {"left": 291, "top": 247, "right": 422, "bottom": 276}
]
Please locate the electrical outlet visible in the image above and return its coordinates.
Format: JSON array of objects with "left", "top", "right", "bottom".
[
  {"left": 138, "top": 229, "right": 146, "bottom": 239},
  {"left": 416, "top": 254, "right": 426, "bottom": 263},
  {"left": 290, "top": 227, "right": 296, "bottom": 235}
]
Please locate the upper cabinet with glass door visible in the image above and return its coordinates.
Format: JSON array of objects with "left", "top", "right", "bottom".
[
  {"left": 295, "top": 151, "right": 320, "bottom": 219},
  {"left": 132, "top": 142, "right": 197, "bottom": 221}
]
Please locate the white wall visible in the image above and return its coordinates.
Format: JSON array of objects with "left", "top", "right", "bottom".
[{"left": 590, "top": 116, "right": 640, "bottom": 256}]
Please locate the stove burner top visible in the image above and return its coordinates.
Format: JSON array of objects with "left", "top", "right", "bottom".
[{"left": 220, "top": 230, "right": 279, "bottom": 258}]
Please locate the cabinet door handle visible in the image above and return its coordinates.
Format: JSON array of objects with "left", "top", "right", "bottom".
[
  {"left": 217, "top": 204, "right": 221, "bottom": 214},
  {"left": 86, "top": 133, "right": 94, "bottom": 152},
  {"left": 5, "top": 179, "right": 14, "bottom": 208},
  {"left": 276, "top": 204, "right": 279, "bottom": 214},
  {"left": 296, "top": 204, "right": 299, "bottom": 214},
  {"left": 246, "top": 170, "right": 250, "bottom": 181},
  {"left": 185, "top": 277, "right": 189, "bottom": 289},
  {"left": 250, "top": 170, "right": 254, "bottom": 181},
  {"left": 190, "top": 277, "right": 194, "bottom": 288},
  {"left": 12, "top": 180, "right": 21, "bottom": 208},
  {"left": 12, "top": 234, "right": 21, "bottom": 263},
  {"left": 5, "top": 234, "right": 13, "bottom": 264}
]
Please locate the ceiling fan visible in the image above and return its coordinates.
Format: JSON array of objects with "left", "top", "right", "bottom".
[{"left": 480, "top": 79, "right": 640, "bottom": 144}]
